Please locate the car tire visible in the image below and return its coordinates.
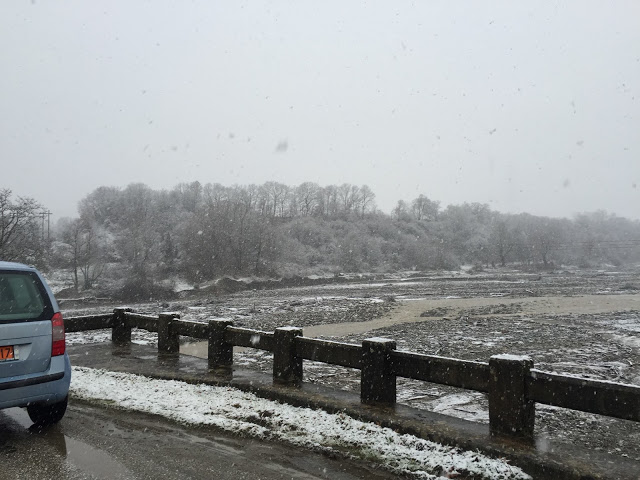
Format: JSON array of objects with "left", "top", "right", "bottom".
[{"left": 27, "top": 396, "right": 68, "bottom": 425}]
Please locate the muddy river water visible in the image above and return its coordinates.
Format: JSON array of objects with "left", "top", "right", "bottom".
[{"left": 181, "top": 293, "right": 640, "bottom": 356}]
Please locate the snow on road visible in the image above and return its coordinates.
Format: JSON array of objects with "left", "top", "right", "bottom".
[{"left": 70, "top": 367, "right": 530, "bottom": 480}]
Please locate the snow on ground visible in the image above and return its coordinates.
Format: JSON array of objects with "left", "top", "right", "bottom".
[
  {"left": 70, "top": 367, "right": 530, "bottom": 480},
  {"left": 172, "top": 279, "right": 195, "bottom": 292},
  {"left": 424, "top": 393, "right": 489, "bottom": 423},
  {"left": 66, "top": 329, "right": 156, "bottom": 346},
  {"left": 42, "top": 269, "right": 76, "bottom": 294}
]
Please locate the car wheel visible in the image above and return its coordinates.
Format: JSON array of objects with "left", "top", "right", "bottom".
[{"left": 27, "top": 396, "right": 68, "bottom": 425}]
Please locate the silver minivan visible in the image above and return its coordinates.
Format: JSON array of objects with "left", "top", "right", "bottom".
[{"left": 0, "top": 261, "right": 71, "bottom": 425}]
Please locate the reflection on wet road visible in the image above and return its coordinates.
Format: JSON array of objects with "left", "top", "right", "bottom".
[{"left": 0, "top": 401, "right": 397, "bottom": 479}]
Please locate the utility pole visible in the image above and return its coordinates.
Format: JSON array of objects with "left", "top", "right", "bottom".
[
  {"left": 38, "top": 210, "right": 52, "bottom": 242},
  {"left": 46, "top": 210, "right": 51, "bottom": 242}
]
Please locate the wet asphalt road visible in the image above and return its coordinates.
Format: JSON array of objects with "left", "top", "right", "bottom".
[{"left": 0, "top": 401, "right": 397, "bottom": 480}]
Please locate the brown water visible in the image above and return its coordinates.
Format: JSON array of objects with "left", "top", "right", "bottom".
[{"left": 181, "top": 293, "right": 640, "bottom": 359}]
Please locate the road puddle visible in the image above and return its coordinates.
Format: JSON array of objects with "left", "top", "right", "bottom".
[
  {"left": 181, "top": 343, "right": 250, "bottom": 358},
  {"left": 65, "top": 436, "right": 134, "bottom": 479}
]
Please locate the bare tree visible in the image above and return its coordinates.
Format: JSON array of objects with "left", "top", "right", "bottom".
[
  {"left": 392, "top": 200, "right": 411, "bottom": 221},
  {"left": 262, "top": 182, "right": 290, "bottom": 217},
  {"left": 295, "top": 182, "right": 319, "bottom": 217},
  {"left": 411, "top": 195, "right": 440, "bottom": 221},
  {"left": 337, "top": 184, "right": 360, "bottom": 215},
  {"left": 0, "top": 189, "right": 44, "bottom": 264},
  {"left": 489, "top": 219, "right": 515, "bottom": 266},
  {"left": 320, "top": 185, "right": 339, "bottom": 217},
  {"left": 359, "top": 185, "right": 376, "bottom": 216},
  {"left": 60, "top": 218, "right": 108, "bottom": 291},
  {"left": 521, "top": 215, "right": 564, "bottom": 267}
]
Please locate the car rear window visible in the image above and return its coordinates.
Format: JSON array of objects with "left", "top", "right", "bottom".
[{"left": 0, "top": 271, "right": 53, "bottom": 323}]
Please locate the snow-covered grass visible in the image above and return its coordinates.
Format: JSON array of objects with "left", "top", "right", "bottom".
[
  {"left": 66, "top": 328, "right": 156, "bottom": 346},
  {"left": 70, "top": 367, "right": 530, "bottom": 480}
]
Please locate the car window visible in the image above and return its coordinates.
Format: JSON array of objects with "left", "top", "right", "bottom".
[{"left": 0, "top": 272, "right": 50, "bottom": 322}]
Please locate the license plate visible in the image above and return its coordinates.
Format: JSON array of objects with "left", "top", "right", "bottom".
[{"left": 0, "top": 345, "right": 14, "bottom": 361}]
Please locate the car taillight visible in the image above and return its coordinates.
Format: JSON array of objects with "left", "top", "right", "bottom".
[{"left": 51, "top": 312, "right": 66, "bottom": 356}]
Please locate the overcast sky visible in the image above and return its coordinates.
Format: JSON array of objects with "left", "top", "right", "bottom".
[{"left": 1, "top": 1, "right": 638, "bottom": 221}]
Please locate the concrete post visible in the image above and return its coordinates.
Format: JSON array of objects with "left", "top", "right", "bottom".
[
  {"left": 273, "top": 327, "right": 303, "bottom": 386},
  {"left": 361, "top": 337, "right": 396, "bottom": 406},
  {"left": 208, "top": 319, "right": 234, "bottom": 369},
  {"left": 489, "top": 354, "right": 535, "bottom": 439},
  {"left": 158, "top": 312, "right": 180, "bottom": 355},
  {"left": 112, "top": 307, "right": 133, "bottom": 346}
]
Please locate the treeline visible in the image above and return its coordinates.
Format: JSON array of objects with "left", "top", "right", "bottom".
[{"left": 2, "top": 183, "right": 640, "bottom": 294}]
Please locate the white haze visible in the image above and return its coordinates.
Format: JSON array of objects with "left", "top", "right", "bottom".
[{"left": 0, "top": 1, "right": 638, "bottom": 220}]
